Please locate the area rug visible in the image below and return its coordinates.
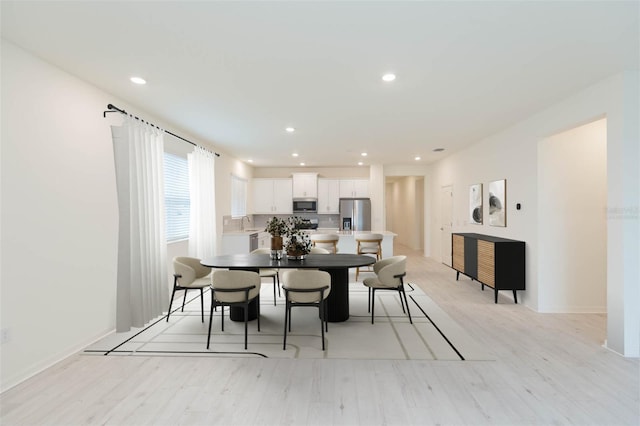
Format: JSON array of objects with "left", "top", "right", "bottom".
[{"left": 84, "top": 274, "right": 492, "bottom": 361}]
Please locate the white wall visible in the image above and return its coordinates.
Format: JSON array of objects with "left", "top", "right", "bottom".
[
  {"left": 253, "top": 166, "right": 369, "bottom": 179},
  {"left": 538, "top": 118, "right": 607, "bottom": 313},
  {"left": 428, "top": 72, "right": 639, "bottom": 356},
  {"left": 1, "top": 41, "right": 119, "bottom": 391},
  {"left": 0, "top": 40, "right": 245, "bottom": 390}
]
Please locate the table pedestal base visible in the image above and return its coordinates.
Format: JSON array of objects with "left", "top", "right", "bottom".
[
  {"left": 323, "top": 268, "right": 349, "bottom": 322},
  {"left": 229, "top": 297, "right": 259, "bottom": 322}
]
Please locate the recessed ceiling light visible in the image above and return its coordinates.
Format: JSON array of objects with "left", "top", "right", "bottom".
[
  {"left": 414, "top": 156, "right": 421, "bottom": 161},
  {"left": 247, "top": 159, "right": 254, "bottom": 163},
  {"left": 358, "top": 162, "right": 364, "bottom": 166},
  {"left": 286, "top": 127, "right": 295, "bottom": 133},
  {"left": 433, "top": 148, "right": 445, "bottom": 152},
  {"left": 292, "top": 153, "right": 299, "bottom": 157},
  {"left": 361, "top": 152, "right": 368, "bottom": 157},
  {"left": 382, "top": 73, "right": 396, "bottom": 82},
  {"left": 300, "top": 162, "right": 305, "bottom": 166},
  {"left": 130, "top": 76, "right": 146, "bottom": 85}
]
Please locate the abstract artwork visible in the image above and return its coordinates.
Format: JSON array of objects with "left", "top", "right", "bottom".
[
  {"left": 489, "top": 179, "right": 506, "bottom": 227},
  {"left": 469, "top": 183, "right": 483, "bottom": 224}
]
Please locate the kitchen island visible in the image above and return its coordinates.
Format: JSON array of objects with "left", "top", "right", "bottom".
[{"left": 222, "top": 227, "right": 396, "bottom": 257}]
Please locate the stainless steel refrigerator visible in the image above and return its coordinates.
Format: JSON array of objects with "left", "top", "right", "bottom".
[{"left": 339, "top": 198, "right": 371, "bottom": 231}]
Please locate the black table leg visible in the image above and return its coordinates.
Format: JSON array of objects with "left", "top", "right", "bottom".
[
  {"left": 322, "top": 268, "right": 349, "bottom": 322},
  {"left": 230, "top": 296, "right": 259, "bottom": 321}
]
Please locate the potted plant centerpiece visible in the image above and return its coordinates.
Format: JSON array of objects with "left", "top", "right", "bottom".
[
  {"left": 265, "top": 216, "right": 287, "bottom": 259},
  {"left": 284, "top": 216, "right": 312, "bottom": 260}
]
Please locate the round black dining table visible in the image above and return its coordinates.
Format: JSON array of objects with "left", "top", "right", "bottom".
[{"left": 201, "top": 253, "right": 376, "bottom": 322}]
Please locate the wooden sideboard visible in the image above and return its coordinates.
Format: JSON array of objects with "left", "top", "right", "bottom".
[{"left": 451, "top": 233, "right": 525, "bottom": 303}]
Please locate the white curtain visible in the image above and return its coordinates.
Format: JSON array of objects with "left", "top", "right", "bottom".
[
  {"left": 188, "top": 146, "right": 217, "bottom": 259},
  {"left": 111, "top": 116, "right": 168, "bottom": 332}
]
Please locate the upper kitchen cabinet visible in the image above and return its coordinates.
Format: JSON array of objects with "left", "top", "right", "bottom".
[
  {"left": 251, "top": 178, "right": 293, "bottom": 214},
  {"left": 339, "top": 179, "right": 369, "bottom": 198},
  {"left": 292, "top": 173, "right": 318, "bottom": 198},
  {"left": 317, "top": 178, "right": 340, "bottom": 214}
]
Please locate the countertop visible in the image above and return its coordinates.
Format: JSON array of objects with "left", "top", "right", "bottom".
[
  {"left": 223, "top": 229, "right": 397, "bottom": 237},
  {"left": 222, "top": 228, "right": 267, "bottom": 236}
]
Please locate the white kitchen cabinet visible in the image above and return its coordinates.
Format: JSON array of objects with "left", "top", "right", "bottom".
[
  {"left": 251, "top": 178, "right": 293, "bottom": 214},
  {"left": 222, "top": 234, "right": 252, "bottom": 255},
  {"left": 317, "top": 178, "right": 340, "bottom": 214},
  {"left": 292, "top": 173, "right": 318, "bottom": 198},
  {"left": 339, "top": 179, "right": 369, "bottom": 198}
]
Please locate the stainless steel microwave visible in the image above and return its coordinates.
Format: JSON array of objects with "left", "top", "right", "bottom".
[{"left": 292, "top": 198, "right": 317, "bottom": 213}]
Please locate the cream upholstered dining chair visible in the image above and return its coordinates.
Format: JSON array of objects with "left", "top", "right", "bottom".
[
  {"left": 168, "top": 257, "right": 212, "bottom": 323},
  {"left": 354, "top": 233, "right": 383, "bottom": 281},
  {"left": 279, "top": 246, "right": 329, "bottom": 289},
  {"left": 208, "top": 270, "right": 261, "bottom": 350},
  {"left": 282, "top": 270, "right": 331, "bottom": 351},
  {"left": 250, "top": 248, "right": 280, "bottom": 305},
  {"left": 310, "top": 233, "right": 339, "bottom": 254},
  {"left": 362, "top": 256, "right": 412, "bottom": 324}
]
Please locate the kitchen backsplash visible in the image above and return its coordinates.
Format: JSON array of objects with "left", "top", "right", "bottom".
[{"left": 223, "top": 214, "right": 340, "bottom": 233}]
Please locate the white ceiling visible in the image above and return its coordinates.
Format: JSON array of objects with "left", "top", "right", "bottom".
[{"left": 2, "top": 1, "right": 638, "bottom": 167}]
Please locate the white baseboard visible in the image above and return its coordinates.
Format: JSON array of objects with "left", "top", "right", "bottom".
[{"left": 0, "top": 327, "right": 115, "bottom": 393}]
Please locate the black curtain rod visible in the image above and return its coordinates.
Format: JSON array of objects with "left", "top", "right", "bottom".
[{"left": 103, "top": 103, "right": 220, "bottom": 157}]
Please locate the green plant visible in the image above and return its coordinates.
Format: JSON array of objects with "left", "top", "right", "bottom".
[{"left": 264, "top": 216, "right": 287, "bottom": 237}]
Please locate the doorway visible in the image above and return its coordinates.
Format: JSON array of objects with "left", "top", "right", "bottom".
[
  {"left": 440, "top": 185, "right": 453, "bottom": 266},
  {"left": 385, "top": 176, "right": 424, "bottom": 252},
  {"left": 538, "top": 118, "right": 607, "bottom": 312}
]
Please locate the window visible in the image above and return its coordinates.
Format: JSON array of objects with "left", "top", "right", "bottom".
[
  {"left": 230, "top": 175, "right": 247, "bottom": 217},
  {"left": 164, "top": 153, "right": 190, "bottom": 241}
]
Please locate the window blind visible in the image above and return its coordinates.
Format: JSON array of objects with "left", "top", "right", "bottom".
[
  {"left": 164, "top": 153, "right": 190, "bottom": 241},
  {"left": 231, "top": 175, "right": 247, "bottom": 217}
]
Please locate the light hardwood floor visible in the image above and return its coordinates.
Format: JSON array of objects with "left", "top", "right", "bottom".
[{"left": 1, "top": 244, "right": 638, "bottom": 425}]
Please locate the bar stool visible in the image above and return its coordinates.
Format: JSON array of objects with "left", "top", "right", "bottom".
[
  {"left": 355, "top": 233, "right": 383, "bottom": 281},
  {"left": 310, "top": 233, "right": 339, "bottom": 254}
]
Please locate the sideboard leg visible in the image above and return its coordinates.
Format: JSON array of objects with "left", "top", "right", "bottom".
[
  {"left": 494, "top": 289, "right": 498, "bottom": 303},
  {"left": 456, "top": 271, "right": 459, "bottom": 281},
  {"left": 513, "top": 289, "right": 518, "bottom": 304}
]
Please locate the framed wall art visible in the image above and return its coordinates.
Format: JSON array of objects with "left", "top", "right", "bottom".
[
  {"left": 469, "top": 183, "right": 483, "bottom": 224},
  {"left": 489, "top": 179, "right": 506, "bottom": 227}
]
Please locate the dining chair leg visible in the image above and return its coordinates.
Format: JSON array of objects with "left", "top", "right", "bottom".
[
  {"left": 272, "top": 276, "right": 277, "bottom": 306},
  {"left": 181, "top": 289, "right": 188, "bottom": 312},
  {"left": 320, "top": 300, "right": 325, "bottom": 351},
  {"left": 257, "top": 297, "right": 261, "bottom": 332},
  {"left": 324, "top": 301, "right": 329, "bottom": 332},
  {"left": 367, "top": 288, "right": 371, "bottom": 313},
  {"left": 397, "top": 288, "right": 407, "bottom": 313},
  {"left": 221, "top": 303, "right": 225, "bottom": 331},
  {"left": 166, "top": 281, "right": 178, "bottom": 322},
  {"left": 200, "top": 288, "right": 204, "bottom": 323},
  {"left": 276, "top": 273, "right": 281, "bottom": 297},
  {"left": 401, "top": 285, "right": 413, "bottom": 324},
  {"left": 244, "top": 301, "right": 249, "bottom": 350},
  {"left": 371, "top": 288, "right": 376, "bottom": 324},
  {"left": 283, "top": 300, "right": 289, "bottom": 350},
  {"left": 206, "top": 300, "right": 215, "bottom": 349}
]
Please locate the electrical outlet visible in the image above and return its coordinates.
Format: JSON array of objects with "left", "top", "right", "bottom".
[{"left": 0, "top": 328, "right": 10, "bottom": 344}]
